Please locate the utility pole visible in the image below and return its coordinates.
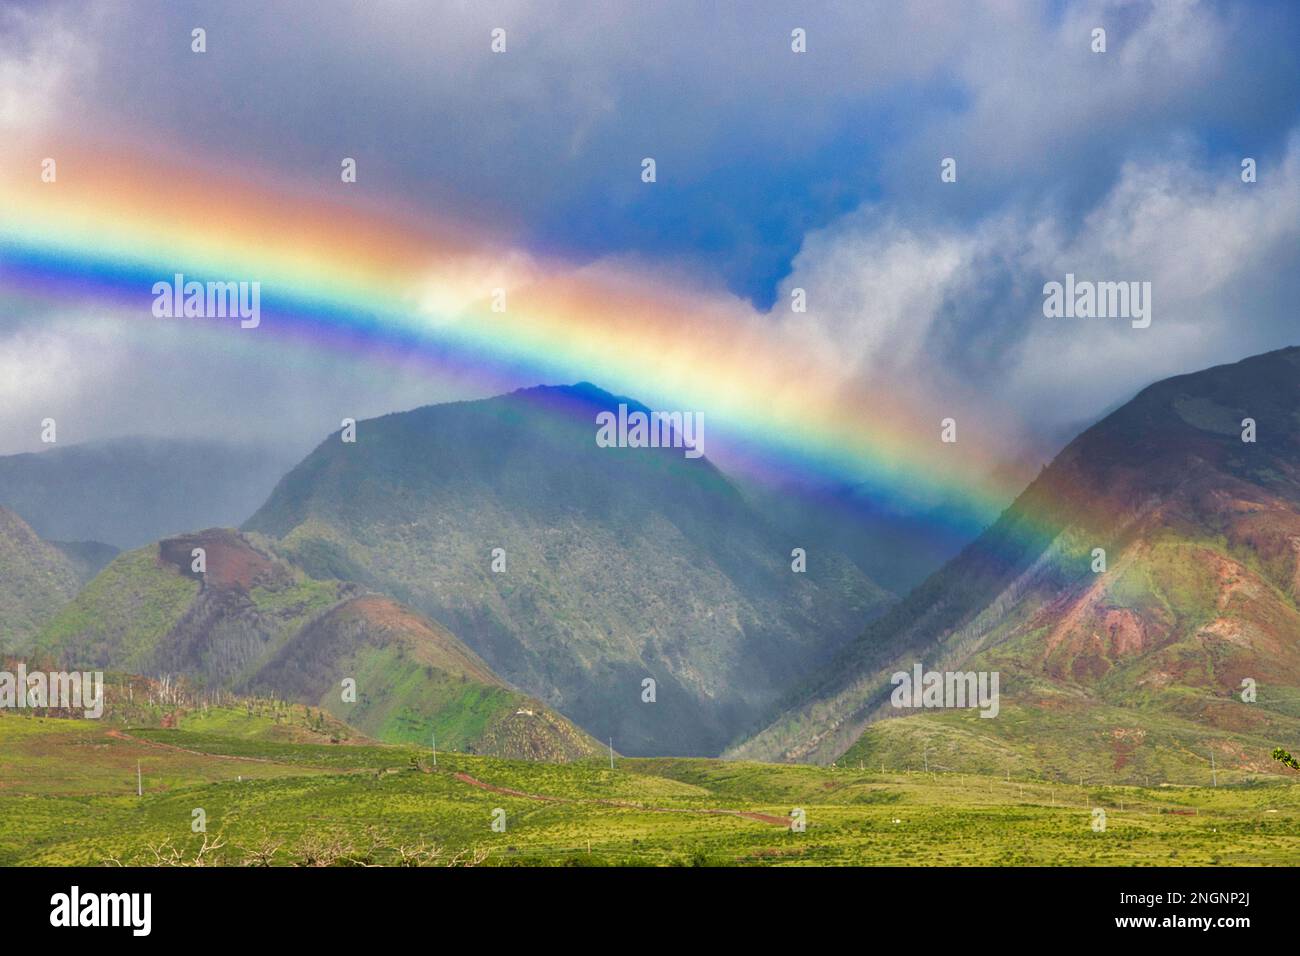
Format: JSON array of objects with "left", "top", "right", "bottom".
[
  {"left": 1210, "top": 751, "right": 1217, "bottom": 788},
  {"left": 137, "top": 761, "right": 142, "bottom": 797},
  {"left": 609, "top": 738, "right": 614, "bottom": 771},
  {"left": 431, "top": 731, "right": 437, "bottom": 768}
]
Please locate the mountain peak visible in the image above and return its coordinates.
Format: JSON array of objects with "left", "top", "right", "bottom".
[
  {"left": 731, "top": 347, "right": 1300, "bottom": 778},
  {"left": 244, "top": 382, "right": 889, "bottom": 755}
]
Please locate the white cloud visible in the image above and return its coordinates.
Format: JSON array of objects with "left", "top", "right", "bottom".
[
  {"left": 0, "top": 303, "right": 483, "bottom": 456},
  {"left": 1009, "top": 131, "right": 1300, "bottom": 421},
  {"left": 776, "top": 131, "right": 1300, "bottom": 439},
  {"left": 0, "top": 3, "right": 97, "bottom": 135},
  {"left": 887, "top": 0, "right": 1231, "bottom": 197},
  {"left": 0, "top": 312, "right": 123, "bottom": 450},
  {"left": 777, "top": 222, "right": 978, "bottom": 378}
]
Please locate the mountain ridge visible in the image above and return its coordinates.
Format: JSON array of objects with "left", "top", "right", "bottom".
[
  {"left": 245, "top": 381, "right": 893, "bottom": 756},
  {"left": 34, "top": 527, "right": 600, "bottom": 761},
  {"left": 728, "top": 346, "right": 1300, "bottom": 781},
  {"left": 0, "top": 506, "right": 86, "bottom": 654}
]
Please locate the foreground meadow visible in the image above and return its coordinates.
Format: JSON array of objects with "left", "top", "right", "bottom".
[{"left": 2, "top": 711, "right": 1297, "bottom": 866}]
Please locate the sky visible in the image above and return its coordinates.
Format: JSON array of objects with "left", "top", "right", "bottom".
[{"left": 0, "top": 0, "right": 1297, "bottom": 518}]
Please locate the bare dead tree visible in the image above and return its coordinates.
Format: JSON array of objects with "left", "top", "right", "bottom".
[{"left": 235, "top": 839, "right": 285, "bottom": 867}]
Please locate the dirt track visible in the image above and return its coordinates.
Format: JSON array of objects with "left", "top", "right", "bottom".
[{"left": 105, "top": 728, "right": 281, "bottom": 764}]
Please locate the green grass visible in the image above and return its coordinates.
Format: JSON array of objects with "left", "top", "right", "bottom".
[
  {"left": 248, "top": 574, "right": 338, "bottom": 617},
  {"left": 326, "top": 644, "right": 511, "bottom": 746},
  {"left": 3, "top": 711, "right": 1297, "bottom": 866},
  {"left": 35, "top": 547, "right": 198, "bottom": 671}
]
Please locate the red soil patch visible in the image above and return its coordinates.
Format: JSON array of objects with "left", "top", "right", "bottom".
[
  {"left": 453, "top": 771, "right": 561, "bottom": 802},
  {"left": 158, "top": 530, "right": 279, "bottom": 590},
  {"left": 105, "top": 728, "right": 279, "bottom": 764}
]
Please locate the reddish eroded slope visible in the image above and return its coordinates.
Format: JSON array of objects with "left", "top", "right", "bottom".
[
  {"left": 158, "top": 528, "right": 287, "bottom": 590},
  {"left": 733, "top": 347, "right": 1300, "bottom": 767}
]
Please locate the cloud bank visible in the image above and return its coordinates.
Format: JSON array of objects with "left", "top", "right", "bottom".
[{"left": 0, "top": 0, "right": 1296, "bottom": 478}]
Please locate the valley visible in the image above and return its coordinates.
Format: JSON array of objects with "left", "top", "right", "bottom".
[{"left": 3, "top": 352, "right": 1300, "bottom": 869}]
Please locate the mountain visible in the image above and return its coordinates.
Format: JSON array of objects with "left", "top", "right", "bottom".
[
  {"left": 730, "top": 347, "right": 1300, "bottom": 783},
  {"left": 35, "top": 528, "right": 598, "bottom": 761},
  {"left": 0, "top": 437, "right": 299, "bottom": 549},
  {"left": 244, "top": 382, "right": 892, "bottom": 756},
  {"left": 250, "top": 594, "right": 598, "bottom": 759},
  {"left": 0, "top": 507, "right": 85, "bottom": 654}
]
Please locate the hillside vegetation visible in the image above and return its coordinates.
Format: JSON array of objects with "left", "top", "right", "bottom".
[
  {"left": 245, "top": 383, "right": 890, "bottom": 756},
  {"left": 33, "top": 529, "right": 598, "bottom": 761},
  {"left": 0, "top": 507, "right": 84, "bottom": 655},
  {"left": 732, "top": 348, "right": 1300, "bottom": 781}
]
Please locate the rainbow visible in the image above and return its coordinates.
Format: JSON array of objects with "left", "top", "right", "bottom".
[{"left": 0, "top": 137, "right": 1023, "bottom": 538}]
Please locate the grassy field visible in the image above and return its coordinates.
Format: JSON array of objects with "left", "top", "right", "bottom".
[{"left": 2, "top": 710, "right": 1298, "bottom": 866}]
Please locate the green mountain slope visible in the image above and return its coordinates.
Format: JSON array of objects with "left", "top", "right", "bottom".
[
  {"left": 252, "top": 593, "right": 598, "bottom": 758},
  {"left": 35, "top": 528, "right": 598, "bottom": 761},
  {"left": 243, "top": 382, "right": 892, "bottom": 756},
  {"left": 731, "top": 347, "right": 1300, "bottom": 782},
  {"left": 0, "top": 506, "right": 84, "bottom": 654}
]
